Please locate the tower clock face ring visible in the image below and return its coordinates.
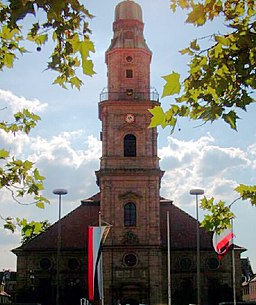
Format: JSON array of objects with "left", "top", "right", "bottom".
[{"left": 125, "top": 114, "right": 135, "bottom": 123}]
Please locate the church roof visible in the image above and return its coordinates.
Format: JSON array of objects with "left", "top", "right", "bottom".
[
  {"left": 160, "top": 199, "right": 213, "bottom": 250},
  {"left": 14, "top": 198, "right": 100, "bottom": 252},
  {"left": 14, "top": 193, "right": 214, "bottom": 253}
]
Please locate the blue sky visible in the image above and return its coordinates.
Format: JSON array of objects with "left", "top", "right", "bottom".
[{"left": 0, "top": 0, "right": 255, "bottom": 273}]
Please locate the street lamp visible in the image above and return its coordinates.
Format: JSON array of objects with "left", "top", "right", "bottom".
[
  {"left": 190, "top": 188, "right": 204, "bottom": 305},
  {"left": 228, "top": 197, "right": 241, "bottom": 305},
  {"left": 53, "top": 188, "right": 68, "bottom": 305}
]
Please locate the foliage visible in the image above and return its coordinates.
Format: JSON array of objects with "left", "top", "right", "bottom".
[
  {"left": 200, "top": 197, "right": 235, "bottom": 233},
  {"left": 0, "top": 0, "right": 95, "bottom": 236},
  {"left": 150, "top": 0, "right": 256, "bottom": 131},
  {"left": 149, "top": 0, "right": 256, "bottom": 233},
  {"left": 235, "top": 184, "right": 256, "bottom": 205},
  {"left": 0, "top": 108, "right": 50, "bottom": 234},
  {"left": 0, "top": 0, "right": 95, "bottom": 89},
  {"left": 3, "top": 217, "right": 50, "bottom": 242},
  {"left": 18, "top": 219, "right": 51, "bottom": 244},
  {"left": 200, "top": 184, "right": 256, "bottom": 232}
]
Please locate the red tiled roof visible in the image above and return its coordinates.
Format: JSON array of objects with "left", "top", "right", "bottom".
[
  {"left": 160, "top": 200, "right": 213, "bottom": 250},
  {"left": 15, "top": 193, "right": 213, "bottom": 252},
  {"left": 81, "top": 192, "right": 100, "bottom": 203},
  {"left": 15, "top": 199, "right": 100, "bottom": 252}
]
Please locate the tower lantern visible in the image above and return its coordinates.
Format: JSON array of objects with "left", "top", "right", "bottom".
[{"left": 105, "top": 0, "right": 152, "bottom": 99}]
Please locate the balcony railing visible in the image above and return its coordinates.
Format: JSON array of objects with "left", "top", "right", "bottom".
[{"left": 100, "top": 88, "right": 159, "bottom": 102}]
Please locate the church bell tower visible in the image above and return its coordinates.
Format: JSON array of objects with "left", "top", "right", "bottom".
[{"left": 96, "top": 1, "right": 164, "bottom": 304}]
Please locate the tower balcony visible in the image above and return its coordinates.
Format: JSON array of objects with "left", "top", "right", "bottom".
[{"left": 100, "top": 87, "right": 159, "bottom": 102}]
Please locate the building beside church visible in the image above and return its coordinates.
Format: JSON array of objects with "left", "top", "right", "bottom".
[{"left": 13, "top": 1, "right": 244, "bottom": 305}]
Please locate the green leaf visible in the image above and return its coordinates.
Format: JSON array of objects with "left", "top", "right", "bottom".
[
  {"left": 35, "top": 195, "right": 50, "bottom": 204},
  {"left": 27, "top": 33, "right": 48, "bottom": 45},
  {"left": 213, "top": 43, "right": 222, "bottom": 57},
  {"left": 235, "top": 184, "right": 256, "bottom": 205},
  {"left": 4, "top": 53, "right": 15, "bottom": 68},
  {"left": 215, "top": 35, "right": 230, "bottom": 46},
  {"left": 148, "top": 106, "right": 167, "bottom": 128},
  {"left": 35, "top": 34, "right": 48, "bottom": 45},
  {"left": 178, "top": 0, "right": 190, "bottom": 9},
  {"left": 23, "top": 160, "right": 33, "bottom": 170},
  {"left": 1, "top": 26, "right": 19, "bottom": 40},
  {"left": 53, "top": 76, "right": 68, "bottom": 89},
  {"left": 36, "top": 201, "right": 45, "bottom": 209},
  {"left": 200, "top": 197, "right": 235, "bottom": 233},
  {"left": 32, "top": 221, "right": 43, "bottom": 234},
  {"left": 70, "top": 76, "right": 83, "bottom": 89},
  {"left": 34, "top": 168, "right": 45, "bottom": 181},
  {"left": 0, "top": 149, "right": 10, "bottom": 159},
  {"left": 161, "top": 72, "right": 181, "bottom": 98},
  {"left": 81, "top": 59, "right": 95, "bottom": 76},
  {"left": 222, "top": 111, "right": 239, "bottom": 130},
  {"left": 80, "top": 39, "right": 95, "bottom": 56},
  {"left": 186, "top": 4, "right": 206, "bottom": 26},
  {"left": 179, "top": 47, "right": 193, "bottom": 55},
  {"left": 190, "top": 39, "right": 200, "bottom": 51}
]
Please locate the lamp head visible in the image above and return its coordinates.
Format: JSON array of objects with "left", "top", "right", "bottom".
[
  {"left": 53, "top": 189, "right": 68, "bottom": 195},
  {"left": 189, "top": 189, "right": 204, "bottom": 196}
]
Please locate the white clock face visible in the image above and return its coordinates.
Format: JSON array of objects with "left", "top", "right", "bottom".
[{"left": 125, "top": 114, "right": 135, "bottom": 123}]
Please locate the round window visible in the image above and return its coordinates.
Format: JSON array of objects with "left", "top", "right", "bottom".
[
  {"left": 40, "top": 258, "right": 52, "bottom": 270},
  {"left": 68, "top": 258, "right": 80, "bottom": 270},
  {"left": 207, "top": 257, "right": 220, "bottom": 270},
  {"left": 126, "top": 56, "right": 133, "bottom": 62},
  {"left": 124, "top": 253, "right": 137, "bottom": 267}
]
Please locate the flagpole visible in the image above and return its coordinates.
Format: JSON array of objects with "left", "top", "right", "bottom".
[
  {"left": 167, "top": 211, "right": 172, "bottom": 305},
  {"left": 99, "top": 211, "right": 104, "bottom": 305}
]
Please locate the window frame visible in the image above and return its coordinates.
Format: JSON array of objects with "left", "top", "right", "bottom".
[
  {"left": 124, "top": 202, "right": 136, "bottom": 227},
  {"left": 126, "top": 69, "right": 133, "bottom": 78},
  {"left": 124, "top": 134, "right": 136, "bottom": 157}
]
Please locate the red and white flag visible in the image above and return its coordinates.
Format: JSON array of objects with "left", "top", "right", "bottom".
[
  {"left": 88, "top": 226, "right": 110, "bottom": 301},
  {"left": 212, "top": 228, "right": 234, "bottom": 259}
]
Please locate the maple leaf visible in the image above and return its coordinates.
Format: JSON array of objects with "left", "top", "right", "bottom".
[
  {"left": 161, "top": 72, "right": 181, "bottom": 98},
  {"left": 186, "top": 4, "right": 206, "bottom": 26},
  {"left": 148, "top": 106, "right": 167, "bottom": 128}
]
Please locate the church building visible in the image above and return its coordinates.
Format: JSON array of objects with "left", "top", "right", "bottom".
[{"left": 13, "top": 1, "right": 243, "bottom": 305}]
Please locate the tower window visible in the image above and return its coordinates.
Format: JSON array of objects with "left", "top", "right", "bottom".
[
  {"left": 124, "top": 253, "right": 137, "bottom": 267},
  {"left": 126, "top": 88, "right": 133, "bottom": 96},
  {"left": 124, "top": 202, "right": 136, "bottom": 226},
  {"left": 124, "top": 134, "right": 136, "bottom": 157},
  {"left": 126, "top": 56, "right": 133, "bottom": 62},
  {"left": 126, "top": 69, "right": 133, "bottom": 78}
]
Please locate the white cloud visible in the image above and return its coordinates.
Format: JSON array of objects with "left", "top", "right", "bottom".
[
  {"left": 0, "top": 89, "right": 48, "bottom": 115},
  {"left": 198, "top": 145, "right": 250, "bottom": 177},
  {"left": 247, "top": 143, "right": 256, "bottom": 169},
  {"left": 0, "top": 126, "right": 101, "bottom": 226},
  {"left": 28, "top": 131, "right": 101, "bottom": 167},
  {"left": 0, "top": 129, "right": 30, "bottom": 155},
  {"left": 159, "top": 134, "right": 255, "bottom": 206},
  {"left": 0, "top": 89, "right": 49, "bottom": 155}
]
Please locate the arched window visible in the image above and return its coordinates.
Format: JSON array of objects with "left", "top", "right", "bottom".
[
  {"left": 124, "top": 202, "right": 136, "bottom": 226},
  {"left": 124, "top": 134, "right": 136, "bottom": 157}
]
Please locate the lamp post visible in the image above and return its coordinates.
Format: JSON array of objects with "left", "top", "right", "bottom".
[
  {"left": 53, "top": 188, "right": 68, "bottom": 305},
  {"left": 228, "top": 197, "right": 240, "bottom": 305},
  {"left": 190, "top": 188, "right": 204, "bottom": 305}
]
